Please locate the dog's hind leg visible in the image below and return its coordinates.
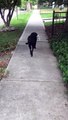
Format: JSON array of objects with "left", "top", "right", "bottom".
[{"left": 30, "top": 47, "right": 34, "bottom": 57}]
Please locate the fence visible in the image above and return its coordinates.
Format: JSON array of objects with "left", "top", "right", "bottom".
[{"left": 52, "top": 11, "right": 66, "bottom": 36}]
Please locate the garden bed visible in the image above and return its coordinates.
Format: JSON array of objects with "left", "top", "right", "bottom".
[{"left": 45, "top": 23, "right": 68, "bottom": 84}]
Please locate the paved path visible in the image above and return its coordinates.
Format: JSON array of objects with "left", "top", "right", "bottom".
[{"left": 0, "top": 10, "right": 68, "bottom": 120}]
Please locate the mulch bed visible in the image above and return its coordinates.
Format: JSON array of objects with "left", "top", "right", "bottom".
[
  {"left": 0, "top": 50, "right": 12, "bottom": 79},
  {"left": 45, "top": 23, "right": 64, "bottom": 39},
  {"left": 0, "top": 51, "right": 12, "bottom": 67},
  {"left": 45, "top": 23, "right": 68, "bottom": 89}
]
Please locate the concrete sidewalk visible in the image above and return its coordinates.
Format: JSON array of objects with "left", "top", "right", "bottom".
[{"left": 0, "top": 10, "right": 68, "bottom": 120}]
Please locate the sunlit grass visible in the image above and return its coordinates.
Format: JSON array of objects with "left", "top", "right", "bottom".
[
  {"left": 0, "top": 12, "right": 31, "bottom": 52},
  {"left": 40, "top": 13, "right": 53, "bottom": 18},
  {"left": 40, "top": 7, "right": 67, "bottom": 19}
]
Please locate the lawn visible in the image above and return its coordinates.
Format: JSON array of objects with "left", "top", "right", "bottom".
[
  {"left": 0, "top": 12, "right": 31, "bottom": 52},
  {"left": 40, "top": 13, "right": 53, "bottom": 18},
  {"left": 40, "top": 12, "right": 66, "bottom": 19},
  {"left": 40, "top": 8, "right": 67, "bottom": 19},
  {"left": 40, "top": 8, "right": 53, "bottom": 19},
  {"left": 0, "top": 11, "right": 31, "bottom": 79}
]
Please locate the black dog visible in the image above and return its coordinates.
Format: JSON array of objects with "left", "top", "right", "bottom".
[{"left": 26, "top": 32, "right": 38, "bottom": 57}]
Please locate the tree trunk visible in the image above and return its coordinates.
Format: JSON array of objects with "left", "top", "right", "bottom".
[{"left": 0, "top": 7, "right": 15, "bottom": 28}]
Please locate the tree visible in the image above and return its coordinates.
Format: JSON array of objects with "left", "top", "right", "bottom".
[
  {"left": 55, "top": 0, "right": 63, "bottom": 5},
  {"left": 21, "top": 0, "right": 37, "bottom": 6},
  {"left": 21, "top": 0, "right": 37, "bottom": 10},
  {"left": 0, "top": 0, "right": 21, "bottom": 27},
  {"left": 38, "top": 0, "right": 46, "bottom": 5}
]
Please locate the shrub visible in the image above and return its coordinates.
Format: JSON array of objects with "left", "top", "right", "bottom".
[{"left": 50, "top": 33, "right": 68, "bottom": 83}]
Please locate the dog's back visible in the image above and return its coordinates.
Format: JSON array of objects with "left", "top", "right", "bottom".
[{"left": 28, "top": 32, "right": 37, "bottom": 48}]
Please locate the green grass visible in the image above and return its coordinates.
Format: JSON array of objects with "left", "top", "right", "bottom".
[
  {"left": 40, "top": 9, "right": 53, "bottom": 13},
  {"left": 40, "top": 8, "right": 66, "bottom": 19},
  {"left": 40, "top": 12, "right": 66, "bottom": 19},
  {"left": 0, "top": 12, "right": 31, "bottom": 52},
  {"left": 40, "top": 13, "right": 53, "bottom": 18}
]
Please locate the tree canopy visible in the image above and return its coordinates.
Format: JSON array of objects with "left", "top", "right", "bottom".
[
  {"left": 21, "top": 0, "right": 37, "bottom": 6},
  {"left": 38, "top": 0, "right": 64, "bottom": 5}
]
